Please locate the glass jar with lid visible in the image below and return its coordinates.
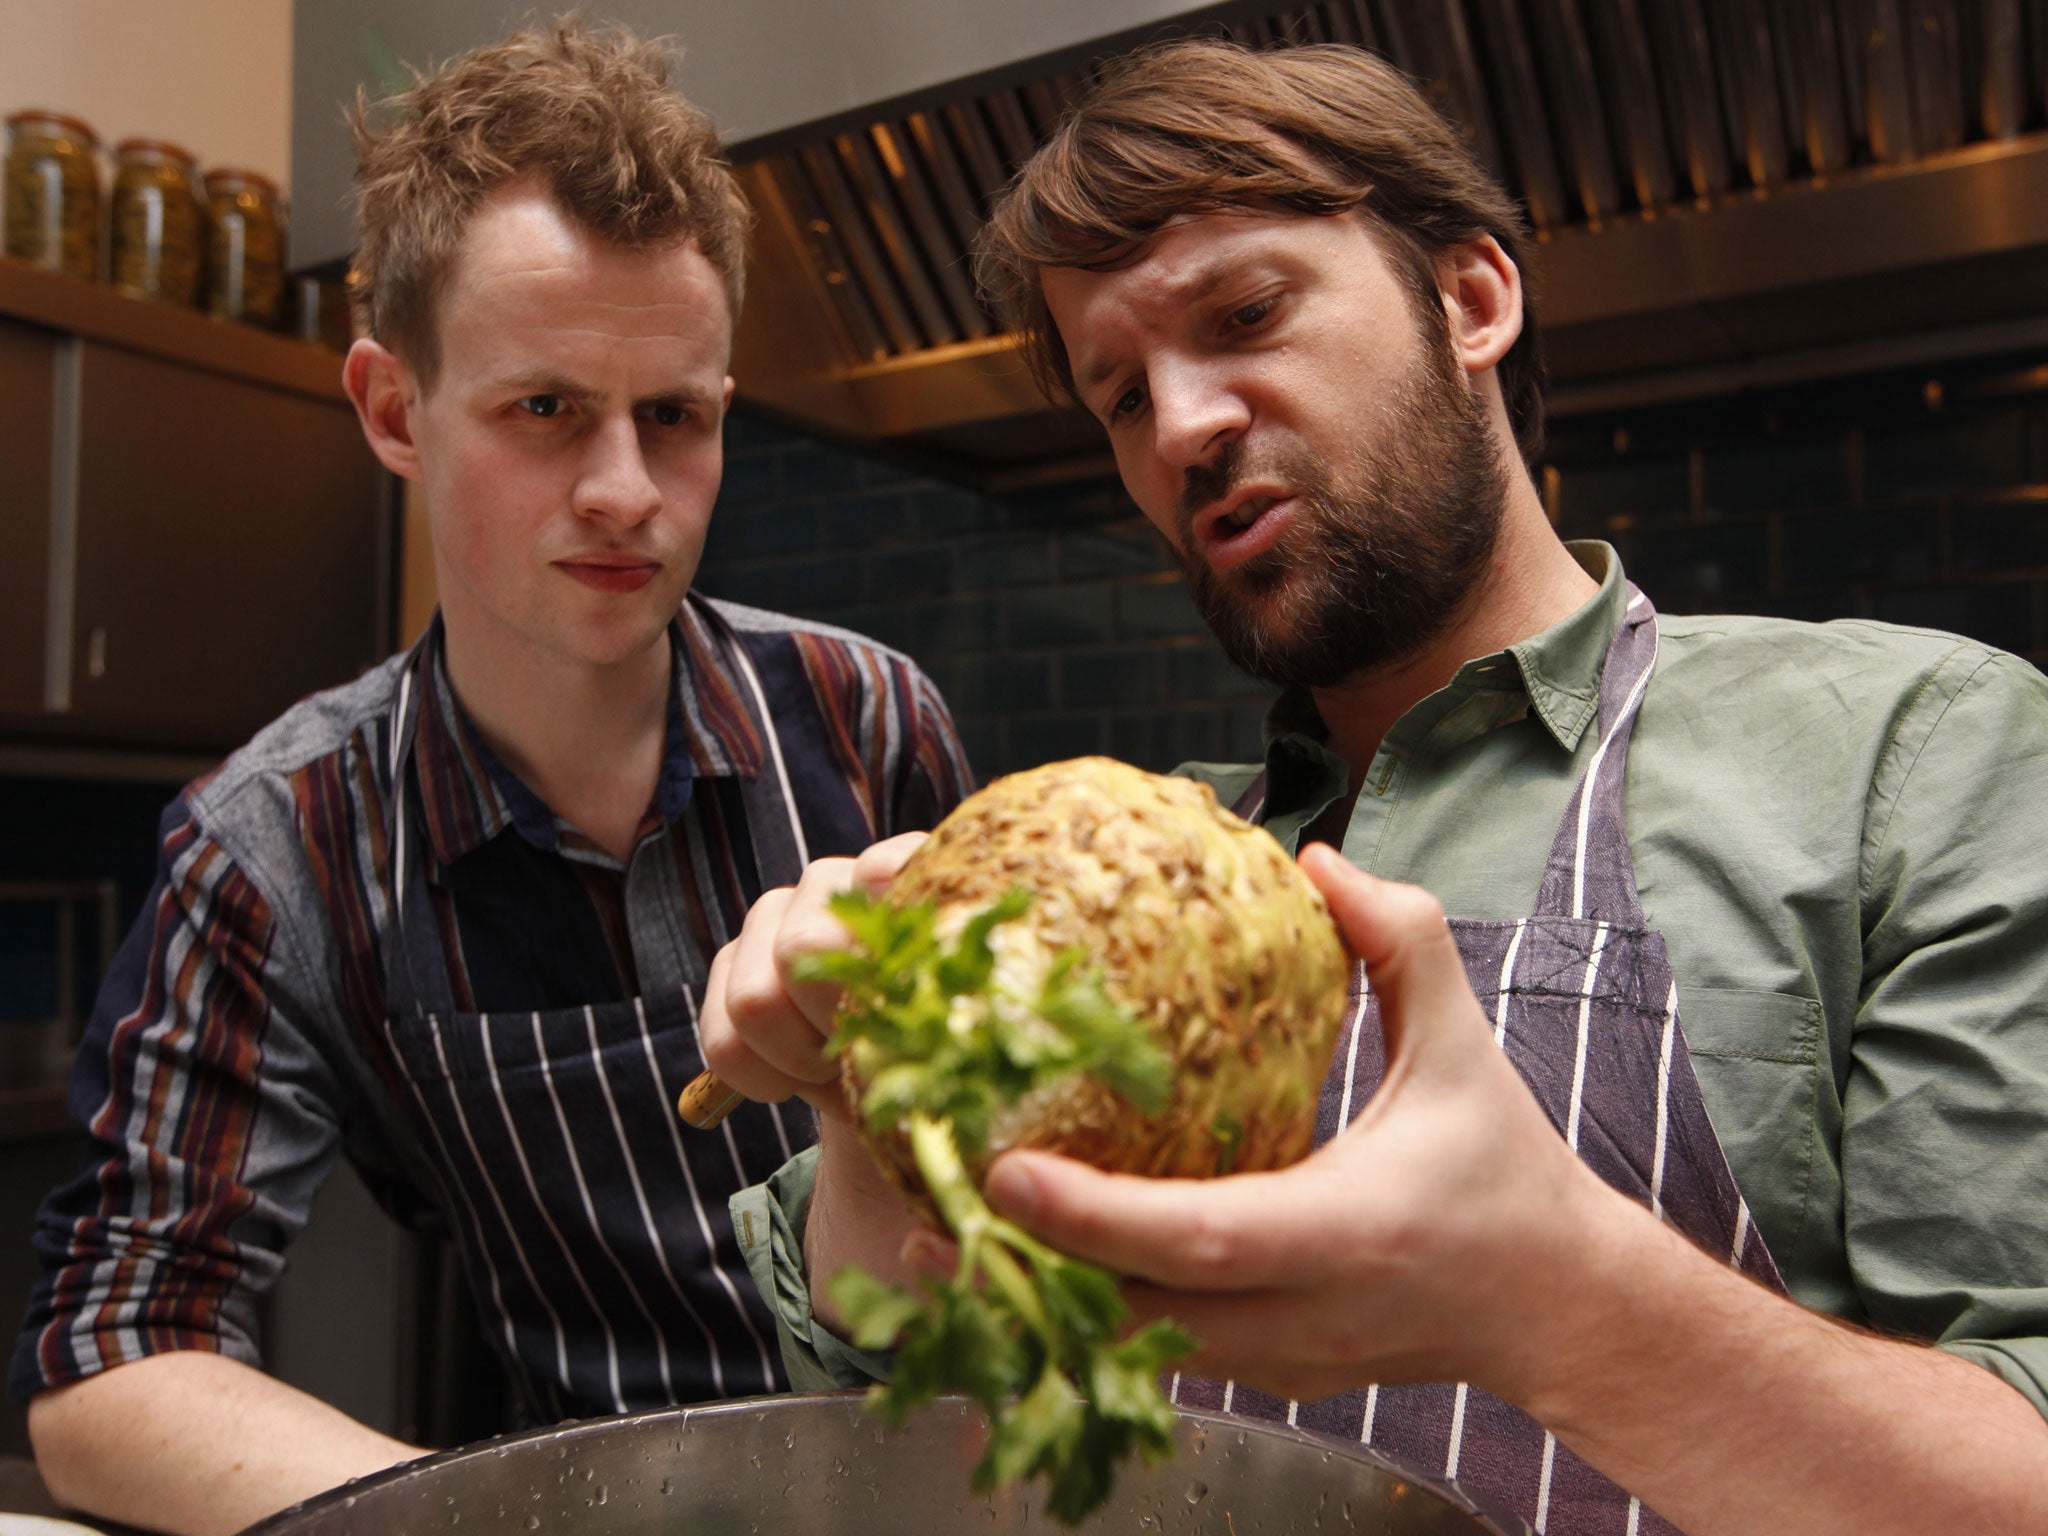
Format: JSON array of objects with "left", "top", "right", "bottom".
[
  {"left": 4, "top": 109, "right": 102, "bottom": 280},
  {"left": 111, "top": 139, "right": 204, "bottom": 306},
  {"left": 203, "top": 166, "right": 286, "bottom": 326}
]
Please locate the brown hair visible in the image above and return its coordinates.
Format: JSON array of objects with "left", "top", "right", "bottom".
[
  {"left": 348, "top": 20, "right": 750, "bottom": 384},
  {"left": 974, "top": 39, "right": 1547, "bottom": 464}
]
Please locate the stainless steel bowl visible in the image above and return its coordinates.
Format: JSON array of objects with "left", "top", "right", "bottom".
[{"left": 246, "top": 1392, "right": 1527, "bottom": 1534}]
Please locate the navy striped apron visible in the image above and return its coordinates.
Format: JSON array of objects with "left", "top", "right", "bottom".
[
  {"left": 1206, "top": 585, "right": 1781, "bottom": 1535},
  {"left": 372, "top": 626, "right": 812, "bottom": 1423}
]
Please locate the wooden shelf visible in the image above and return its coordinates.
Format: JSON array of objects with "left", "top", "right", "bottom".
[{"left": 0, "top": 255, "right": 346, "bottom": 404}]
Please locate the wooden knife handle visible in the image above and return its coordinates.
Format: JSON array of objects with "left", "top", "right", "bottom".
[{"left": 677, "top": 1068, "right": 745, "bottom": 1130}]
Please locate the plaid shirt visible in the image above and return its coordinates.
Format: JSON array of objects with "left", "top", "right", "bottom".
[{"left": 11, "top": 595, "right": 972, "bottom": 1421}]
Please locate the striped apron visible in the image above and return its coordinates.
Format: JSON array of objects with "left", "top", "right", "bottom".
[
  {"left": 1205, "top": 585, "right": 1781, "bottom": 1535},
  {"left": 371, "top": 627, "right": 812, "bottom": 1423}
]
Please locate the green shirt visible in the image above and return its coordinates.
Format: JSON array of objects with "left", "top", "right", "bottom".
[{"left": 735, "top": 542, "right": 2048, "bottom": 1414}]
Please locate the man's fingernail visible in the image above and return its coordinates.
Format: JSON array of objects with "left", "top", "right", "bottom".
[
  {"left": 902, "top": 1231, "right": 950, "bottom": 1277},
  {"left": 985, "top": 1156, "right": 1041, "bottom": 1223}
]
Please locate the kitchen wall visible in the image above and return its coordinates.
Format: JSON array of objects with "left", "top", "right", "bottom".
[
  {"left": 0, "top": 0, "right": 291, "bottom": 194},
  {"left": 288, "top": 0, "right": 1220, "bottom": 268},
  {"left": 696, "top": 345, "right": 2048, "bottom": 792},
  {"left": 699, "top": 413, "right": 1267, "bottom": 781},
  {"left": 1546, "top": 359, "right": 2048, "bottom": 668}
]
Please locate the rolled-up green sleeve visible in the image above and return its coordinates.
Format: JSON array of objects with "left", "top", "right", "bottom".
[
  {"left": 1852, "top": 648, "right": 2048, "bottom": 1416},
  {"left": 731, "top": 1145, "right": 897, "bottom": 1392}
]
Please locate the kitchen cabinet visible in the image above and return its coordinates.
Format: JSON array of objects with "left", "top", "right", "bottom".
[
  {"left": 0, "top": 259, "right": 394, "bottom": 760},
  {"left": 0, "top": 316, "right": 57, "bottom": 719}
]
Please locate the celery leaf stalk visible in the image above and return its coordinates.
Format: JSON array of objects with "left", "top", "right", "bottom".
[{"left": 796, "top": 889, "right": 1195, "bottom": 1525}]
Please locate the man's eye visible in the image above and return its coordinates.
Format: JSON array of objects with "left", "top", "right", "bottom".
[
  {"left": 646, "top": 402, "right": 686, "bottom": 428},
  {"left": 1229, "top": 297, "right": 1277, "bottom": 329},
  {"left": 518, "top": 395, "right": 564, "bottom": 418},
  {"left": 1108, "top": 385, "right": 1145, "bottom": 422}
]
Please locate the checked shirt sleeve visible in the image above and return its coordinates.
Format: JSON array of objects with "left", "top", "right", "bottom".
[{"left": 9, "top": 790, "right": 350, "bottom": 1405}]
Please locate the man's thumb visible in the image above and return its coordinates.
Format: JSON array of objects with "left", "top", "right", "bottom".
[{"left": 1298, "top": 844, "right": 1492, "bottom": 1061}]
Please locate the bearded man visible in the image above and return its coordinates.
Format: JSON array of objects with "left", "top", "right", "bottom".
[{"left": 701, "top": 38, "right": 2048, "bottom": 1536}]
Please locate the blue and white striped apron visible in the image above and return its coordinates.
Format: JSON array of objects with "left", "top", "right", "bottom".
[
  {"left": 372, "top": 630, "right": 813, "bottom": 1423},
  {"left": 1207, "top": 585, "right": 1780, "bottom": 1535}
]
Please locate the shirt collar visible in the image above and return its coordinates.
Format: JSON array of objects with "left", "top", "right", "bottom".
[
  {"left": 1254, "top": 540, "right": 1631, "bottom": 821},
  {"left": 404, "top": 595, "right": 766, "bottom": 867},
  {"left": 1500, "top": 539, "right": 1626, "bottom": 752},
  {"left": 669, "top": 594, "right": 767, "bottom": 782}
]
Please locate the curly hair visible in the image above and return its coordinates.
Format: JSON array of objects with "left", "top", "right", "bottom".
[
  {"left": 973, "top": 39, "right": 1547, "bottom": 465},
  {"left": 347, "top": 20, "right": 750, "bottom": 384}
]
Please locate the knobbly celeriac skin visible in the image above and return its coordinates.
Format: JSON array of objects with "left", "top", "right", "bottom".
[
  {"left": 848, "top": 756, "right": 1349, "bottom": 1198},
  {"left": 804, "top": 756, "right": 1351, "bottom": 1524}
]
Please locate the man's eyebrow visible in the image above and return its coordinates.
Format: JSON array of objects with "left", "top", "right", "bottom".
[
  {"left": 643, "top": 380, "right": 720, "bottom": 406},
  {"left": 490, "top": 371, "right": 587, "bottom": 397},
  {"left": 485, "top": 373, "right": 718, "bottom": 407},
  {"left": 1072, "top": 255, "right": 1255, "bottom": 396},
  {"left": 1076, "top": 353, "right": 1118, "bottom": 398}
]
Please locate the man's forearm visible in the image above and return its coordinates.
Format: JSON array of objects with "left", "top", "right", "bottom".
[
  {"left": 1515, "top": 1186, "right": 2048, "bottom": 1536},
  {"left": 30, "top": 1350, "right": 424, "bottom": 1536},
  {"left": 803, "top": 1117, "right": 925, "bottom": 1334}
]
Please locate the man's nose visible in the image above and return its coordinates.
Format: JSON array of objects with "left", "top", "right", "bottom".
[
  {"left": 576, "top": 416, "right": 663, "bottom": 525},
  {"left": 1150, "top": 360, "right": 1248, "bottom": 472}
]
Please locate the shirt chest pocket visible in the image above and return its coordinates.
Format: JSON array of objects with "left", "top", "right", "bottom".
[{"left": 1680, "top": 986, "right": 1827, "bottom": 1278}]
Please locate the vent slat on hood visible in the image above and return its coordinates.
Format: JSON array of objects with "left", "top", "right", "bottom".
[
  {"left": 871, "top": 122, "right": 996, "bottom": 343},
  {"left": 730, "top": 0, "right": 2048, "bottom": 475},
  {"left": 795, "top": 140, "right": 923, "bottom": 356},
  {"left": 1776, "top": 0, "right": 1853, "bottom": 174},
  {"left": 836, "top": 128, "right": 962, "bottom": 350},
  {"left": 1588, "top": 0, "right": 1680, "bottom": 212},
  {"left": 1470, "top": 0, "right": 1575, "bottom": 227}
]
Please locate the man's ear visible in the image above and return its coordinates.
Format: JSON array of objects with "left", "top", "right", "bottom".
[
  {"left": 343, "top": 338, "right": 425, "bottom": 480},
  {"left": 1435, "top": 236, "right": 1522, "bottom": 378}
]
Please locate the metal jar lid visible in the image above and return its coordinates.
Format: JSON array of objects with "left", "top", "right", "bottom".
[
  {"left": 114, "top": 137, "right": 200, "bottom": 167},
  {"left": 6, "top": 109, "right": 99, "bottom": 145},
  {"left": 203, "top": 166, "right": 282, "bottom": 200}
]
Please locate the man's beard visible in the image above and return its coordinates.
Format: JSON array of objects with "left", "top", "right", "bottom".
[{"left": 1176, "top": 324, "right": 1510, "bottom": 691}]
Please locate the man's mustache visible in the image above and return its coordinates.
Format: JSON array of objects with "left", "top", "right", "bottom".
[{"left": 1179, "top": 440, "right": 1245, "bottom": 535}]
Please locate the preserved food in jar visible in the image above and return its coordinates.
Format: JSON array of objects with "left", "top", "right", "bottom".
[
  {"left": 203, "top": 167, "right": 285, "bottom": 325},
  {"left": 111, "top": 139, "right": 203, "bottom": 305},
  {"left": 5, "top": 110, "right": 101, "bottom": 280}
]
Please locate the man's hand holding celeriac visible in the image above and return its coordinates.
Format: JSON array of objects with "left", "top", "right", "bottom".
[
  {"left": 703, "top": 825, "right": 2048, "bottom": 1536},
  {"left": 703, "top": 831, "right": 937, "bottom": 1326}
]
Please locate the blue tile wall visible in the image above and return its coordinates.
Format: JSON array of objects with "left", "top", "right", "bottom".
[
  {"left": 702, "top": 354, "right": 2048, "bottom": 785},
  {"left": 696, "top": 417, "right": 1272, "bottom": 782}
]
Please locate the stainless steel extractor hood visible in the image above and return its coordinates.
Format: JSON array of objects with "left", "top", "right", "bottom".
[{"left": 725, "top": 0, "right": 2048, "bottom": 483}]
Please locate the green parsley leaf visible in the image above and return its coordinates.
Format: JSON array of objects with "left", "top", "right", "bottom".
[
  {"left": 825, "top": 1267, "right": 928, "bottom": 1352},
  {"left": 804, "top": 891, "right": 1197, "bottom": 1525}
]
